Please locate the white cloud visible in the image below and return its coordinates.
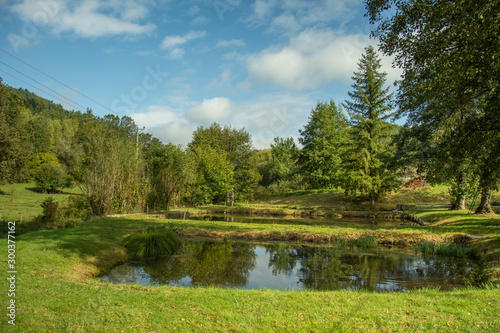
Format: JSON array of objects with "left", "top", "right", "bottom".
[
  {"left": 168, "top": 48, "right": 185, "bottom": 59},
  {"left": 10, "top": 0, "right": 155, "bottom": 38},
  {"left": 131, "top": 106, "right": 195, "bottom": 147},
  {"left": 160, "top": 30, "right": 206, "bottom": 58},
  {"left": 191, "top": 16, "right": 209, "bottom": 25},
  {"left": 187, "top": 5, "right": 200, "bottom": 16},
  {"left": 129, "top": 93, "right": 315, "bottom": 149},
  {"left": 247, "top": 0, "right": 357, "bottom": 32},
  {"left": 216, "top": 39, "right": 246, "bottom": 48},
  {"left": 247, "top": 29, "right": 401, "bottom": 90},
  {"left": 186, "top": 97, "right": 233, "bottom": 125},
  {"left": 160, "top": 31, "right": 207, "bottom": 50},
  {"left": 269, "top": 14, "right": 301, "bottom": 34}
]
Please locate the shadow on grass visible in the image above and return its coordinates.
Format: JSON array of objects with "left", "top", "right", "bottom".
[
  {"left": 19, "top": 218, "right": 151, "bottom": 273},
  {"left": 419, "top": 210, "right": 499, "bottom": 236},
  {"left": 25, "top": 186, "right": 81, "bottom": 195}
]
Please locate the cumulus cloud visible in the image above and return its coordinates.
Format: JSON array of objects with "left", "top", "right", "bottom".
[
  {"left": 131, "top": 105, "right": 195, "bottom": 147},
  {"left": 247, "top": 29, "right": 401, "bottom": 90},
  {"left": 10, "top": 0, "right": 155, "bottom": 38},
  {"left": 160, "top": 30, "right": 206, "bottom": 59},
  {"left": 216, "top": 39, "right": 246, "bottom": 48},
  {"left": 247, "top": 0, "right": 357, "bottom": 32},
  {"left": 160, "top": 31, "right": 207, "bottom": 50},
  {"left": 130, "top": 93, "right": 315, "bottom": 149},
  {"left": 186, "top": 97, "right": 233, "bottom": 125}
]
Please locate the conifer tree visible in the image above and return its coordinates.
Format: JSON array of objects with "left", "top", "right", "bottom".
[
  {"left": 342, "top": 46, "right": 399, "bottom": 206},
  {"left": 299, "top": 100, "right": 348, "bottom": 189}
]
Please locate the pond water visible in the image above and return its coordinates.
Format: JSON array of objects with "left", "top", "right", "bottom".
[
  {"left": 99, "top": 240, "right": 480, "bottom": 292},
  {"left": 187, "top": 213, "right": 404, "bottom": 228}
]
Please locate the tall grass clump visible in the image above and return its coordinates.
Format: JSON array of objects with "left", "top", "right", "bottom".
[
  {"left": 351, "top": 235, "right": 378, "bottom": 249},
  {"left": 122, "top": 227, "right": 181, "bottom": 257},
  {"left": 419, "top": 242, "right": 471, "bottom": 259}
]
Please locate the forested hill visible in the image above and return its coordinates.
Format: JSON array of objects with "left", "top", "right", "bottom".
[
  {"left": 0, "top": 78, "right": 261, "bottom": 215},
  {"left": 6, "top": 85, "right": 86, "bottom": 120}
]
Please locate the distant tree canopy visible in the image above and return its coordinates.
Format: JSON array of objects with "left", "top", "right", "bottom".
[{"left": 189, "top": 123, "right": 261, "bottom": 201}]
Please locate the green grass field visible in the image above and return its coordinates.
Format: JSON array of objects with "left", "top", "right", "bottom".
[
  {"left": 0, "top": 183, "right": 82, "bottom": 222},
  {"left": 1, "top": 184, "right": 500, "bottom": 331}
]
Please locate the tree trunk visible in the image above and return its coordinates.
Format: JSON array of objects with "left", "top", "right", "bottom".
[
  {"left": 475, "top": 186, "right": 494, "bottom": 214},
  {"left": 450, "top": 172, "right": 467, "bottom": 210},
  {"left": 451, "top": 194, "right": 466, "bottom": 210}
]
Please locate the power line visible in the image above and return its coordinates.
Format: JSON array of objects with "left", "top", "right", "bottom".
[
  {"left": 0, "top": 48, "right": 114, "bottom": 113},
  {"left": 0, "top": 60, "right": 88, "bottom": 111},
  {"left": 0, "top": 69, "right": 86, "bottom": 112},
  {"left": 0, "top": 50, "right": 163, "bottom": 143}
]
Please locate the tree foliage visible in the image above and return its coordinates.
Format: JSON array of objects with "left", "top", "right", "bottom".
[
  {"left": 145, "top": 143, "right": 192, "bottom": 210},
  {"left": 77, "top": 119, "right": 144, "bottom": 215},
  {"left": 299, "top": 100, "right": 349, "bottom": 189},
  {"left": 342, "top": 46, "right": 399, "bottom": 205},
  {"left": 0, "top": 80, "right": 32, "bottom": 183},
  {"left": 188, "top": 144, "right": 234, "bottom": 205},
  {"left": 189, "top": 123, "right": 260, "bottom": 200},
  {"left": 366, "top": 0, "right": 500, "bottom": 212}
]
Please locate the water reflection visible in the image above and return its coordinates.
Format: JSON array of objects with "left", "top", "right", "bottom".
[{"left": 100, "top": 241, "right": 479, "bottom": 291}]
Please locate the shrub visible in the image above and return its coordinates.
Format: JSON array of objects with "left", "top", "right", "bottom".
[
  {"left": 34, "top": 162, "right": 68, "bottom": 193},
  {"left": 40, "top": 197, "right": 60, "bottom": 223},
  {"left": 63, "top": 195, "right": 92, "bottom": 219},
  {"left": 122, "top": 227, "right": 181, "bottom": 257}
]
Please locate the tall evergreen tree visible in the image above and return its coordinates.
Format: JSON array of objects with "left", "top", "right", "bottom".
[
  {"left": 298, "top": 100, "right": 348, "bottom": 189},
  {"left": 342, "top": 46, "right": 399, "bottom": 206}
]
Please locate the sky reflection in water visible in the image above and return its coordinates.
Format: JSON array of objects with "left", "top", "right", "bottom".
[{"left": 99, "top": 240, "right": 479, "bottom": 292}]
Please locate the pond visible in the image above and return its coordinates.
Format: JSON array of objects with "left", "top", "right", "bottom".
[
  {"left": 185, "top": 213, "right": 405, "bottom": 228},
  {"left": 99, "top": 240, "right": 480, "bottom": 292}
]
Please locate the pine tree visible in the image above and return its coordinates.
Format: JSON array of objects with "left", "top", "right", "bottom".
[
  {"left": 298, "top": 100, "right": 349, "bottom": 189},
  {"left": 342, "top": 46, "right": 399, "bottom": 206}
]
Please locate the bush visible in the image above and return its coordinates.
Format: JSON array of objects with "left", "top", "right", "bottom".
[
  {"left": 63, "top": 195, "right": 92, "bottom": 219},
  {"left": 34, "top": 162, "right": 69, "bottom": 193},
  {"left": 40, "top": 197, "right": 60, "bottom": 223},
  {"left": 122, "top": 227, "right": 181, "bottom": 257}
]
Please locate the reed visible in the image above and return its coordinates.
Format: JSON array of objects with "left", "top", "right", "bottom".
[
  {"left": 419, "top": 241, "right": 471, "bottom": 258},
  {"left": 122, "top": 226, "right": 181, "bottom": 257}
]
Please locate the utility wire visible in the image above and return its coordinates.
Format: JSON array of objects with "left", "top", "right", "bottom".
[
  {"left": 0, "top": 48, "right": 114, "bottom": 113},
  {"left": 0, "top": 49, "right": 162, "bottom": 142},
  {"left": 0, "top": 60, "right": 88, "bottom": 111},
  {"left": 0, "top": 69, "right": 86, "bottom": 112}
]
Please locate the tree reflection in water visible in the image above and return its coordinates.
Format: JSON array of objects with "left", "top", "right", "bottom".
[{"left": 100, "top": 240, "right": 480, "bottom": 291}]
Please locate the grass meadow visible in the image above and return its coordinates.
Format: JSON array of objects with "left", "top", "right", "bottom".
[{"left": 1, "top": 183, "right": 499, "bottom": 332}]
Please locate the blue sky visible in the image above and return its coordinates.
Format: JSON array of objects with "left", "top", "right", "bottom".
[{"left": 0, "top": 0, "right": 401, "bottom": 149}]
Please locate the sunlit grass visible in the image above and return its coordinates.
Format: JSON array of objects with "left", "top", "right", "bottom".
[
  {"left": 1, "top": 183, "right": 499, "bottom": 331},
  {"left": 1, "top": 217, "right": 499, "bottom": 332},
  {"left": 0, "top": 182, "right": 82, "bottom": 221}
]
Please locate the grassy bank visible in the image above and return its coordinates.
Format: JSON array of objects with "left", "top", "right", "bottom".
[
  {"left": 1, "top": 184, "right": 500, "bottom": 331},
  {"left": 1, "top": 217, "right": 499, "bottom": 332}
]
